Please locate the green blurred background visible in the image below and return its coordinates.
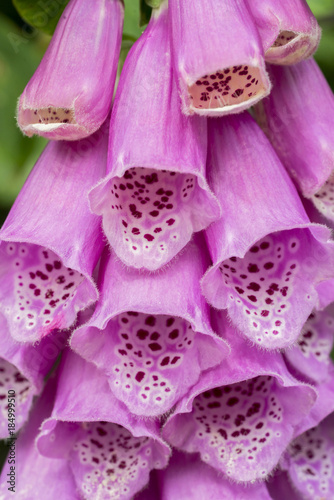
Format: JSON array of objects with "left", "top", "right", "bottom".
[{"left": 0, "top": 0, "right": 333, "bottom": 225}]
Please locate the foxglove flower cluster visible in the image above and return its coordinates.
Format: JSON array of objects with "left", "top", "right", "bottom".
[{"left": 1, "top": 0, "right": 334, "bottom": 498}]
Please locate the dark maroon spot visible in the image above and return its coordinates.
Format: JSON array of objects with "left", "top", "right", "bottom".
[
  {"left": 213, "top": 388, "right": 223, "bottom": 398},
  {"left": 218, "top": 428, "right": 228, "bottom": 439},
  {"left": 160, "top": 357, "right": 170, "bottom": 366},
  {"left": 169, "top": 329, "right": 179, "bottom": 339},
  {"left": 122, "top": 220, "right": 128, "bottom": 228},
  {"left": 171, "top": 356, "right": 180, "bottom": 365},
  {"left": 145, "top": 316, "right": 156, "bottom": 326},
  {"left": 132, "top": 227, "right": 140, "bottom": 235},
  {"left": 261, "top": 310, "right": 269, "bottom": 317},
  {"left": 247, "top": 282, "right": 260, "bottom": 292},
  {"left": 166, "top": 318, "right": 174, "bottom": 327},
  {"left": 45, "top": 263, "right": 53, "bottom": 272},
  {"left": 150, "top": 332, "right": 160, "bottom": 341},
  {"left": 137, "top": 329, "right": 149, "bottom": 340},
  {"left": 135, "top": 371, "right": 145, "bottom": 383},
  {"left": 235, "top": 286, "right": 244, "bottom": 294},
  {"left": 247, "top": 295, "right": 257, "bottom": 303},
  {"left": 260, "top": 242, "right": 270, "bottom": 250},
  {"left": 144, "top": 234, "right": 154, "bottom": 242},
  {"left": 208, "top": 401, "right": 221, "bottom": 409},
  {"left": 264, "top": 262, "right": 274, "bottom": 270},
  {"left": 248, "top": 264, "right": 259, "bottom": 273},
  {"left": 149, "top": 210, "right": 159, "bottom": 217},
  {"left": 227, "top": 397, "right": 239, "bottom": 406},
  {"left": 149, "top": 343, "right": 162, "bottom": 351},
  {"left": 36, "top": 270, "right": 48, "bottom": 280},
  {"left": 154, "top": 228, "right": 162, "bottom": 233},
  {"left": 166, "top": 218, "right": 175, "bottom": 226},
  {"left": 97, "top": 427, "right": 107, "bottom": 436}
]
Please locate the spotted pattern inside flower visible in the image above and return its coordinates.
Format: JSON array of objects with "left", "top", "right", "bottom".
[
  {"left": 1, "top": 242, "right": 85, "bottom": 336},
  {"left": 70, "top": 422, "right": 161, "bottom": 500},
  {"left": 297, "top": 311, "right": 334, "bottom": 363},
  {"left": 0, "top": 359, "right": 32, "bottom": 432},
  {"left": 23, "top": 107, "right": 75, "bottom": 126},
  {"left": 287, "top": 422, "right": 334, "bottom": 500},
  {"left": 188, "top": 66, "right": 265, "bottom": 110},
  {"left": 187, "top": 376, "right": 284, "bottom": 481},
  {"left": 310, "top": 171, "right": 334, "bottom": 222},
  {"left": 110, "top": 312, "right": 195, "bottom": 415},
  {"left": 284, "top": 310, "right": 334, "bottom": 384},
  {"left": 272, "top": 31, "right": 298, "bottom": 48},
  {"left": 107, "top": 166, "right": 209, "bottom": 269},
  {"left": 219, "top": 231, "right": 316, "bottom": 347}
]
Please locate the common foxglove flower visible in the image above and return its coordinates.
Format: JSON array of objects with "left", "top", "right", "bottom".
[
  {"left": 153, "top": 450, "right": 272, "bottom": 500},
  {"left": 36, "top": 351, "right": 170, "bottom": 500},
  {"left": 0, "top": 312, "right": 67, "bottom": 438},
  {"left": 201, "top": 112, "right": 334, "bottom": 349},
  {"left": 255, "top": 59, "right": 334, "bottom": 222},
  {"left": 17, "top": 0, "right": 123, "bottom": 141},
  {"left": 71, "top": 238, "right": 229, "bottom": 417},
  {"left": 275, "top": 413, "right": 334, "bottom": 500},
  {"left": 0, "top": 127, "right": 107, "bottom": 342},
  {"left": 0, "top": 375, "right": 78, "bottom": 500},
  {"left": 162, "top": 310, "right": 316, "bottom": 483},
  {"left": 284, "top": 308, "right": 334, "bottom": 385},
  {"left": 168, "top": 0, "right": 271, "bottom": 115},
  {"left": 248, "top": 0, "right": 321, "bottom": 65},
  {"left": 90, "top": 3, "right": 220, "bottom": 270}
]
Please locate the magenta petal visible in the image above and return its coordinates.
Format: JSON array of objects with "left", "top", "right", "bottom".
[
  {"left": 0, "top": 128, "right": 107, "bottom": 342},
  {"left": 283, "top": 414, "right": 334, "bottom": 500},
  {"left": 162, "top": 311, "right": 316, "bottom": 483},
  {"left": 169, "top": 0, "right": 271, "bottom": 115},
  {"left": 158, "top": 451, "right": 272, "bottom": 500},
  {"left": 0, "top": 312, "right": 68, "bottom": 438},
  {"left": 202, "top": 112, "right": 334, "bottom": 349},
  {"left": 71, "top": 238, "right": 229, "bottom": 417},
  {"left": 248, "top": 0, "right": 321, "bottom": 64},
  {"left": 255, "top": 59, "right": 334, "bottom": 222},
  {"left": 89, "top": 5, "right": 220, "bottom": 270},
  {"left": 37, "top": 351, "right": 170, "bottom": 499},
  {"left": 284, "top": 309, "right": 334, "bottom": 384},
  {"left": 17, "top": 0, "right": 123, "bottom": 140},
  {"left": 0, "top": 376, "right": 78, "bottom": 500}
]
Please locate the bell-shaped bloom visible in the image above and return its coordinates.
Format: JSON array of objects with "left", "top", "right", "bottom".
[
  {"left": 168, "top": 0, "right": 271, "bottom": 116},
  {"left": 255, "top": 59, "right": 334, "bottom": 223},
  {"left": 0, "top": 312, "right": 67, "bottom": 438},
  {"left": 71, "top": 237, "right": 229, "bottom": 417},
  {"left": 275, "top": 413, "right": 334, "bottom": 500},
  {"left": 89, "top": 3, "right": 220, "bottom": 271},
  {"left": 162, "top": 310, "right": 317, "bottom": 483},
  {"left": 201, "top": 112, "right": 334, "bottom": 350},
  {"left": 36, "top": 350, "right": 170, "bottom": 500},
  {"left": 284, "top": 308, "right": 334, "bottom": 385},
  {"left": 0, "top": 375, "right": 78, "bottom": 500},
  {"left": 17, "top": 0, "right": 123, "bottom": 140},
  {"left": 148, "top": 451, "right": 272, "bottom": 500},
  {"left": 248, "top": 0, "right": 321, "bottom": 65},
  {"left": 0, "top": 126, "right": 107, "bottom": 342}
]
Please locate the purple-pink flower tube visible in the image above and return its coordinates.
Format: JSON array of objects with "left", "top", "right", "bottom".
[
  {"left": 0, "top": 312, "right": 68, "bottom": 438},
  {"left": 201, "top": 112, "right": 334, "bottom": 349},
  {"left": 162, "top": 310, "right": 317, "bottom": 483},
  {"left": 168, "top": 0, "right": 271, "bottom": 115},
  {"left": 89, "top": 3, "right": 220, "bottom": 271},
  {"left": 255, "top": 59, "right": 334, "bottom": 223},
  {"left": 17, "top": 0, "right": 123, "bottom": 141},
  {"left": 0, "top": 127, "right": 107, "bottom": 343},
  {"left": 36, "top": 350, "right": 171, "bottom": 499},
  {"left": 248, "top": 0, "right": 321, "bottom": 65},
  {"left": 71, "top": 237, "right": 229, "bottom": 417}
]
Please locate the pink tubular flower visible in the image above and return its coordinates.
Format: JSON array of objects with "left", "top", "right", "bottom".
[
  {"left": 0, "top": 312, "right": 67, "bottom": 438},
  {"left": 162, "top": 310, "right": 317, "bottom": 483},
  {"left": 71, "top": 237, "right": 229, "bottom": 417},
  {"left": 255, "top": 59, "right": 334, "bottom": 222},
  {"left": 201, "top": 112, "right": 334, "bottom": 349},
  {"left": 248, "top": 0, "right": 321, "bottom": 65},
  {"left": 168, "top": 0, "right": 271, "bottom": 115},
  {"left": 17, "top": 0, "right": 123, "bottom": 141},
  {"left": 36, "top": 351, "right": 170, "bottom": 500},
  {"left": 89, "top": 3, "right": 220, "bottom": 271},
  {"left": 0, "top": 127, "right": 107, "bottom": 342}
]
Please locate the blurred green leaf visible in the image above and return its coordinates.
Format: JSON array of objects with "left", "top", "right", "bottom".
[
  {"left": 0, "top": 13, "right": 46, "bottom": 209},
  {"left": 139, "top": 0, "right": 151, "bottom": 27},
  {"left": 124, "top": 0, "right": 143, "bottom": 38},
  {"left": 12, "top": 0, "right": 69, "bottom": 35},
  {"left": 307, "top": 0, "right": 334, "bottom": 18}
]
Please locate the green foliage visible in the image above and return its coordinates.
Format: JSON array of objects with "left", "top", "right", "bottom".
[
  {"left": 0, "top": 13, "right": 46, "bottom": 210},
  {"left": 307, "top": 0, "right": 334, "bottom": 18},
  {"left": 12, "top": 0, "right": 69, "bottom": 35}
]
